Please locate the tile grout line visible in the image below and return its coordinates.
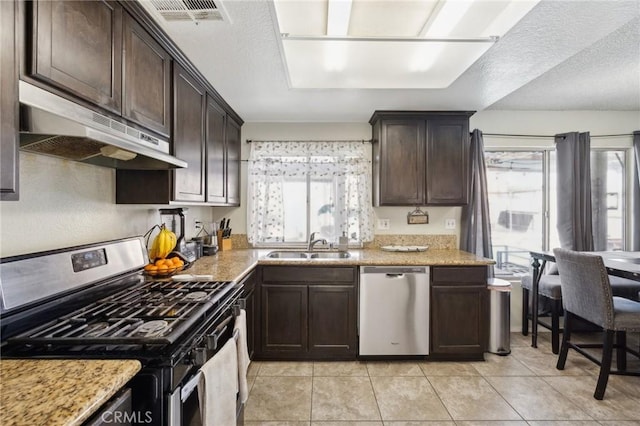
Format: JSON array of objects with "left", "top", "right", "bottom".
[{"left": 365, "top": 362, "right": 385, "bottom": 423}]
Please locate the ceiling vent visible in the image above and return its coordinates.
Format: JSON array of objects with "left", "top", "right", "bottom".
[{"left": 148, "top": 0, "right": 231, "bottom": 23}]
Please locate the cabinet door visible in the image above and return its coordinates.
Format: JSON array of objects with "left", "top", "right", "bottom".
[
  {"left": 308, "top": 285, "right": 357, "bottom": 358},
  {"left": 431, "top": 266, "right": 488, "bottom": 357},
  {"left": 426, "top": 117, "right": 470, "bottom": 205},
  {"left": 31, "top": 0, "right": 122, "bottom": 113},
  {"left": 431, "top": 285, "right": 488, "bottom": 355},
  {"left": 122, "top": 12, "right": 171, "bottom": 137},
  {"left": 379, "top": 120, "right": 425, "bottom": 205},
  {"left": 261, "top": 285, "right": 308, "bottom": 357},
  {"left": 205, "top": 96, "right": 227, "bottom": 204},
  {"left": 225, "top": 116, "right": 241, "bottom": 206},
  {"left": 1, "top": 0, "right": 19, "bottom": 201},
  {"left": 173, "top": 64, "right": 205, "bottom": 202}
]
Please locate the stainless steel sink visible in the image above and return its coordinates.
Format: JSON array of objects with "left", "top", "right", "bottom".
[
  {"left": 264, "top": 251, "right": 351, "bottom": 260},
  {"left": 265, "top": 251, "right": 309, "bottom": 259},
  {"left": 309, "top": 251, "right": 351, "bottom": 259}
]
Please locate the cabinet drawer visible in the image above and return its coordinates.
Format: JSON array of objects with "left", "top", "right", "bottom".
[
  {"left": 432, "top": 266, "right": 486, "bottom": 284},
  {"left": 261, "top": 266, "right": 356, "bottom": 284}
]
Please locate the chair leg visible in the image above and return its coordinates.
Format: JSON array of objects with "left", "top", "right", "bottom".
[
  {"left": 551, "top": 298, "right": 562, "bottom": 355},
  {"left": 594, "top": 330, "right": 615, "bottom": 400},
  {"left": 522, "top": 288, "right": 529, "bottom": 336},
  {"left": 556, "top": 312, "right": 571, "bottom": 370},
  {"left": 616, "top": 330, "right": 627, "bottom": 372}
]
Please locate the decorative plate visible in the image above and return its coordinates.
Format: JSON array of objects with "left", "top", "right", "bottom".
[{"left": 380, "top": 245, "right": 429, "bottom": 252}]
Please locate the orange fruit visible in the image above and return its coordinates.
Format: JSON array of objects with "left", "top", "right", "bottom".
[
  {"left": 155, "top": 259, "right": 167, "bottom": 267},
  {"left": 144, "top": 263, "right": 155, "bottom": 271},
  {"left": 171, "top": 257, "right": 184, "bottom": 266}
]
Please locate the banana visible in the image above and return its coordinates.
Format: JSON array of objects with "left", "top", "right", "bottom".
[{"left": 149, "top": 224, "right": 177, "bottom": 260}]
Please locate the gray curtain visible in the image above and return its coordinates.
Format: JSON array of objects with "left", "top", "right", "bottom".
[
  {"left": 460, "top": 129, "right": 493, "bottom": 277},
  {"left": 632, "top": 131, "right": 640, "bottom": 250},
  {"left": 554, "top": 132, "right": 594, "bottom": 251}
]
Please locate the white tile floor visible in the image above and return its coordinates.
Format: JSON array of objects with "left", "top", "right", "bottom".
[{"left": 243, "top": 332, "right": 640, "bottom": 425}]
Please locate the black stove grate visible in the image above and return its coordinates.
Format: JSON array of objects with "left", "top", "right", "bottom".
[{"left": 8, "top": 280, "right": 236, "bottom": 346}]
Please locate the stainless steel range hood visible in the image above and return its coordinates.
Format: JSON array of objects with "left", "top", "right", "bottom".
[{"left": 19, "top": 81, "right": 187, "bottom": 169}]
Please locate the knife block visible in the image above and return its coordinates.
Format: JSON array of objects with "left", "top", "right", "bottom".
[{"left": 217, "top": 230, "right": 233, "bottom": 251}]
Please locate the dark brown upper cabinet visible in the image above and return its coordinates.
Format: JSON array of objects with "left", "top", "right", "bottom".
[
  {"left": 29, "top": 0, "right": 123, "bottom": 114},
  {"left": 122, "top": 12, "right": 171, "bottom": 137},
  {"left": 370, "top": 111, "right": 474, "bottom": 206},
  {"left": 173, "top": 63, "right": 206, "bottom": 203},
  {"left": 225, "top": 116, "right": 241, "bottom": 206},
  {"left": 1, "top": 0, "right": 19, "bottom": 201},
  {"left": 206, "top": 96, "right": 227, "bottom": 204}
]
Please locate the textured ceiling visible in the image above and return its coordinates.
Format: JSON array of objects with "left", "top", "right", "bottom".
[{"left": 139, "top": 0, "right": 640, "bottom": 122}]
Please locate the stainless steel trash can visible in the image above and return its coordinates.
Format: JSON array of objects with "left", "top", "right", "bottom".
[{"left": 488, "top": 278, "right": 511, "bottom": 355}]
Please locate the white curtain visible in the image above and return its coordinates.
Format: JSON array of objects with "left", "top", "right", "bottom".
[{"left": 247, "top": 141, "right": 374, "bottom": 244}]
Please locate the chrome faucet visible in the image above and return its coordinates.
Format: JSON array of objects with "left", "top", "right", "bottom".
[{"left": 307, "top": 232, "right": 327, "bottom": 251}]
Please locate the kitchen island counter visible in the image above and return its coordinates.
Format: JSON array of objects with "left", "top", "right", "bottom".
[{"left": 0, "top": 359, "right": 141, "bottom": 426}]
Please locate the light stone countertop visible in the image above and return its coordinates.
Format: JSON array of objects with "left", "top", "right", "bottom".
[
  {"left": 0, "top": 359, "right": 141, "bottom": 426},
  {"left": 187, "top": 248, "right": 495, "bottom": 282}
]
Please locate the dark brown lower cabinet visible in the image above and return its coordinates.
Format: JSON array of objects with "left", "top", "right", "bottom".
[
  {"left": 257, "top": 266, "right": 357, "bottom": 360},
  {"left": 430, "top": 266, "right": 488, "bottom": 360},
  {"left": 308, "top": 285, "right": 357, "bottom": 358},
  {"left": 261, "top": 285, "right": 308, "bottom": 355}
]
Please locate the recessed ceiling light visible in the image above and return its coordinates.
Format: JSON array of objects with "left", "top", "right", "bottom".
[{"left": 274, "top": 0, "right": 540, "bottom": 89}]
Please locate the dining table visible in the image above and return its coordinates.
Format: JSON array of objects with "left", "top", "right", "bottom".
[{"left": 527, "top": 250, "right": 640, "bottom": 349}]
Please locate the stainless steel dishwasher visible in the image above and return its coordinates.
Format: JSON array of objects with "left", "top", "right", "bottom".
[{"left": 359, "top": 266, "right": 430, "bottom": 356}]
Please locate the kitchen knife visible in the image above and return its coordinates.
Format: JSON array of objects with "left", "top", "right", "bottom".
[{"left": 219, "top": 218, "right": 226, "bottom": 230}]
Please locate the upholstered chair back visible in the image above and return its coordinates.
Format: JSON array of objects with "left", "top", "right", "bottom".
[{"left": 553, "top": 248, "right": 615, "bottom": 330}]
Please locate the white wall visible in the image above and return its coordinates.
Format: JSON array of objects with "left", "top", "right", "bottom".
[
  {"left": 0, "top": 152, "right": 216, "bottom": 257},
  {"left": 1, "top": 110, "right": 637, "bottom": 257}
]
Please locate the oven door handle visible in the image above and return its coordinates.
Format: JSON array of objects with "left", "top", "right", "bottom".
[
  {"left": 181, "top": 371, "right": 202, "bottom": 403},
  {"left": 206, "top": 315, "right": 233, "bottom": 350}
]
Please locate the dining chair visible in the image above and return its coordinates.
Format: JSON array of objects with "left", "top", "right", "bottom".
[
  {"left": 521, "top": 273, "right": 563, "bottom": 353},
  {"left": 553, "top": 248, "right": 640, "bottom": 400},
  {"left": 522, "top": 264, "right": 640, "bottom": 355}
]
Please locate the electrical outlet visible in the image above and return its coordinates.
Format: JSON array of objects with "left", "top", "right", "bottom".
[
  {"left": 377, "top": 218, "right": 390, "bottom": 230},
  {"left": 194, "top": 220, "right": 202, "bottom": 230},
  {"left": 445, "top": 218, "right": 456, "bottom": 230}
]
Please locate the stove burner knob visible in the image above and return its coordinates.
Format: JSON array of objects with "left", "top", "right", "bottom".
[{"left": 191, "top": 347, "right": 207, "bottom": 367}]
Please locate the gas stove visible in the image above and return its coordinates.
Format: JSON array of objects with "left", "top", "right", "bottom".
[
  {"left": 0, "top": 237, "right": 244, "bottom": 425},
  {"left": 9, "top": 279, "right": 235, "bottom": 346}
]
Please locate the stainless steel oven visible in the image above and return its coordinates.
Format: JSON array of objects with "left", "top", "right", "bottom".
[{"left": 0, "top": 237, "right": 245, "bottom": 425}]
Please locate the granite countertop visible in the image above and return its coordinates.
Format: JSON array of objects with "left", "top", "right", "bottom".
[
  {"left": 187, "top": 247, "right": 494, "bottom": 282},
  {"left": 0, "top": 359, "right": 141, "bottom": 426}
]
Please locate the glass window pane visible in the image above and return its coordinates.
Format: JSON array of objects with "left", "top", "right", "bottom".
[
  {"left": 310, "top": 179, "right": 336, "bottom": 241},
  {"left": 591, "top": 150, "right": 625, "bottom": 250},
  {"left": 282, "top": 180, "right": 307, "bottom": 242},
  {"left": 485, "top": 151, "right": 544, "bottom": 275}
]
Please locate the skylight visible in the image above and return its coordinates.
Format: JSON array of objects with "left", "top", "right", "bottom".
[{"left": 273, "top": 0, "right": 540, "bottom": 89}]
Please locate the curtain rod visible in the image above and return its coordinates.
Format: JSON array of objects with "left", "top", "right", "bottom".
[
  {"left": 482, "top": 133, "right": 634, "bottom": 138},
  {"left": 245, "top": 139, "right": 372, "bottom": 143}
]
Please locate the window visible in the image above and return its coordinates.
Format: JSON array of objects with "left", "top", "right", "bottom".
[
  {"left": 486, "top": 147, "right": 628, "bottom": 275},
  {"left": 485, "top": 151, "right": 545, "bottom": 275},
  {"left": 549, "top": 149, "right": 626, "bottom": 251},
  {"left": 247, "top": 141, "right": 374, "bottom": 246}
]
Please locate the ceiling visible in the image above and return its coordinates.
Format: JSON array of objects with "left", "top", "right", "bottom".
[{"left": 139, "top": 0, "right": 640, "bottom": 122}]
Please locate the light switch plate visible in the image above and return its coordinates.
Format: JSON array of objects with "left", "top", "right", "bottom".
[
  {"left": 445, "top": 218, "right": 456, "bottom": 229},
  {"left": 377, "top": 218, "right": 390, "bottom": 230}
]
